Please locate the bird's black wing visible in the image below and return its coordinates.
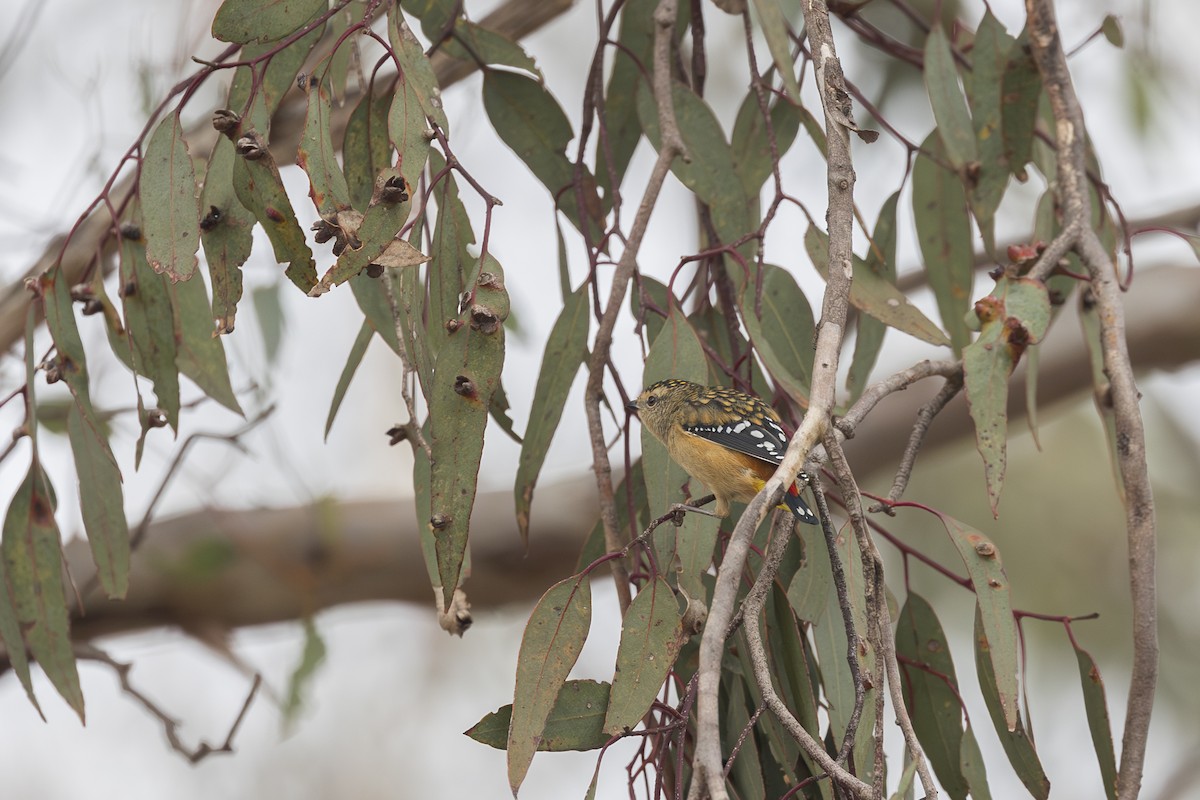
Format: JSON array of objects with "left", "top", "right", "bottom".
[{"left": 681, "top": 416, "right": 789, "bottom": 466}]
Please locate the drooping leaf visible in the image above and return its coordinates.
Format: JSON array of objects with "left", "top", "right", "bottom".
[
  {"left": 388, "top": 7, "right": 449, "bottom": 130},
  {"left": 115, "top": 225, "right": 181, "bottom": 430},
  {"left": 444, "top": 21, "right": 543, "bottom": 80},
  {"left": 604, "top": 576, "right": 684, "bottom": 734},
  {"left": 228, "top": 19, "right": 327, "bottom": 135},
  {"left": 140, "top": 114, "right": 200, "bottom": 282},
  {"left": 172, "top": 271, "right": 243, "bottom": 414},
  {"left": 508, "top": 575, "right": 593, "bottom": 793},
  {"left": 974, "top": 609, "right": 1050, "bottom": 798},
  {"left": 931, "top": 512, "right": 1019, "bottom": 731},
  {"left": 740, "top": 264, "right": 814, "bottom": 402},
  {"left": 40, "top": 273, "right": 101, "bottom": 433},
  {"left": 806, "top": 224, "right": 950, "bottom": 348},
  {"left": 389, "top": 69, "right": 434, "bottom": 196},
  {"left": 482, "top": 70, "right": 600, "bottom": 238},
  {"left": 966, "top": 12, "right": 1015, "bottom": 252},
  {"left": 343, "top": 88, "right": 394, "bottom": 209},
  {"left": 896, "top": 592, "right": 968, "bottom": 799},
  {"left": 231, "top": 130, "right": 318, "bottom": 292},
  {"left": 297, "top": 80, "right": 353, "bottom": 218},
  {"left": 1073, "top": 641, "right": 1119, "bottom": 800},
  {"left": 515, "top": 285, "right": 590, "bottom": 544},
  {"left": 424, "top": 151, "right": 474, "bottom": 360},
  {"left": 962, "top": 277, "right": 1050, "bottom": 514},
  {"left": 252, "top": 283, "right": 285, "bottom": 367},
  {"left": 637, "top": 78, "right": 750, "bottom": 246},
  {"left": 282, "top": 616, "right": 327, "bottom": 732},
  {"left": 913, "top": 132, "right": 974, "bottom": 351},
  {"left": 325, "top": 320, "right": 374, "bottom": 440},
  {"left": 925, "top": 25, "right": 978, "bottom": 171},
  {"left": 960, "top": 724, "right": 993, "bottom": 800},
  {"left": 787, "top": 522, "right": 832, "bottom": 624},
  {"left": 200, "top": 137, "right": 255, "bottom": 334},
  {"left": 847, "top": 191, "right": 899, "bottom": 399},
  {"left": 723, "top": 674, "right": 766, "bottom": 800},
  {"left": 429, "top": 260, "right": 507, "bottom": 610},
  {"left": 470, "top": 680, "right": 610, "bottom": 752},
  {"left": 731, "top": 90, "right": 802, "bottom": 204},
  {"left": 1001, "top": 27, "right": 1042, "bottom": 178},
  {"left": 594, "top": 0, "right": 656, "bottom": 202},
  {"left": 212, "top": 0, "right": 327, "bottom": 44},
  {"left": 67, "top": 404, "right": 129, "bottom": 599},
  {"left": 348, "top": 273, "right": 401, "bottom": 354},
  {"left": 1, "top": 466, "right": 83, "bottom": 721}
]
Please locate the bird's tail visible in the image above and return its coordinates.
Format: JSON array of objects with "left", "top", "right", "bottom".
[{"left": 784, "top": 483, "right": 818, "bottom": 525}]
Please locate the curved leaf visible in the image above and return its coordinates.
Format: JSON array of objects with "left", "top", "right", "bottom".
[
  {"left": 806, "top": 225, "right": 950, "bottom": 347},
  {"left": 1001, "top": 27, "right": 1042, "bottom": 177},
  {"left": 389, "top": 70, "right": 433, "bottom": 195},
  {"left": 847, "top": 191, "right": 899, "bottom": 399},
  {"left": 116, "top": 226, "right": 181, "bottom": 430},
  {"left": 67, "top": 404, "right": 129, "bottom": 599},
  {"left": 508, "top": 575, "right": 593, "bottom": 793},
  {"left": 913, "top": 133, "right": 974, "bottom": 351},
  {"left": 741, "top": 264, "right": 814, "bottom": 401},
  {"left": 298, "top": 81, "right": 352, "bottom": 217},
  {"left": 469, "top": 680, "right": 611, "bottom": 751},
  {"left": 750, "top": 0, "right": 801, "bottom": 102},
  {"left": 231, "top": 130, "right": 317, "bottom": 292},
  {"left": 140, "top": 115, "right": 199, "bottom": 282},
  {"left": 933, "top": 513, "right": 1018, "bottom": 730},
  {"left": 515, "top": 285, "right": 590, "bottom": 544},
  {"left": 967, "top": 12, "right": 1016, "bottom": 251},
  {"left": 925, "top": 25, "right": 978, "bottom": 171},
  {"left": 896, "top": 592, "right": 968, "bottom": 799},
  {"left": 212, "top": 0, "right": 326, "bottom": 44},
  {"left": 731, "top": 91, "right": 801, "bottom": 203},
  {"left": 974, "top": 608, "right": 1049, "bottom": 798},
  {"left": 172, "top": 271, "right": 243, "bottom": 414},
  {"left": 344, "top": 89, "right": 394, "bottom": 210},
  {"left": 1074, "top": 642, "right": 1119, "bottom": 799},
  {"left": 604, "top": 577, "right": 684, "bottom": 734},
  {"left": 200, "top": 137, "right": 254, "bottom": 334},
  {"left": 325, "top": 320, "right": 374, "bottom": 440},
  {"left": 1, "top": 466, "right": 83, "bottom": 721},
  {"left": 388, "top": 7, "right": 448, "bottom": 130},
  {"left": 963, "top": 277, "right": 1050, "bottom": 514}
]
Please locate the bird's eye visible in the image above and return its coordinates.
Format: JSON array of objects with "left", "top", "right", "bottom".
[{"left": 646, "top": 395, "right": 657, "bottom": 407}]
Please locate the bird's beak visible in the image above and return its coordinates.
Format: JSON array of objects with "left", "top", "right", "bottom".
[{"left": 625, "top": 400, "right": 639, "bottom": 413}]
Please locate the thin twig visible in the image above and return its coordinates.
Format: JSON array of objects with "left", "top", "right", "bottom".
[
  {"left": 75, "top": 643, "right": 262, "bottom": 763},
  {"left": 826, "top": 436, "right": 937, "bottom": 800},
  {"left": 878, "top": 372, "right": 963, "bottom": 508},
  {"left": 583, "top": 0, "right": 686, "bottom": 615}
]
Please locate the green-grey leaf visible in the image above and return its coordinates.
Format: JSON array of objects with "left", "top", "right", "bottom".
[
  {"left": 731, "top": 91, "right": 801, "bottom": 210},
  {"left": 172, "top": 272, "right": 243, "bottom": 414},
  {"left": 140, "top": 115, "right": 200, "bottom": 282},
  {"left": 1, "top": 466, "right": 83, "bottom": 721},
  {"left": 515, "top": 285, "right": 589, "bottom": 544},
  {"left": 974, "top": 609, "right": 1050, "bottom": 798},
  {"left": 298, "top": 81, "right": 352, "bottom": 217},
  {"left": 344, "top": 89, "right": 394, "bottom": 210},
  {"left": 604, "top": 576, "right": 684, "bottom": 734},
  {"left": 741, "top": 264, "right": 814, "bottom": 401},
  {"left": 913, "top": 132, "right": 974, "bottom": 351},
  {"left": 1074, "top": 642, "right": 1119, "bottom": 800},
  {"left": 847, "top": 191, "right": 899, "bottom": 399},
  {"left": 508, "top": 575, "right": 592, "bottom": 793},
  {"left": 896, "top": 593, "right": 968, "bottom": 799},
  {"left": 325, "top": 321, "right": 374, "bottom": 440},
  {"left": 388, "top": 7, "right": 448, "bottom": 130},
  {"left": 960, "top": 724, "right": 993, "bottom": 800},
  {"left": 68, "top": 404, "right": 129, "bottom": 599},
  {"left": 212, "top": 0, "right": 327, "bottom": 44},
  {"left": 967, "top": 12, "right": 1015, "bottom": 252},
  {"left": 389, "top": 69, "right": 434, "bottom": 195},
  {"left": 469, "top": 680, "right": 610, "bottom": 752},
  {"left": 806, "top": 225, "right": 950, "bottom": 348},
  {"left": 1001, "top": 28, "right": 1042, "bottom": 177},
  {"left": 252, "top": 283, "right": 286, "bottom": 367},
  {"left": 232, "top": 132, "right": 317, "bottom": 292},
  {"left": 200, "top": 137, "right": 254, "bottom": 334},
  {"left": 116, "top": 228, "right": 181, "bottom": 429},
  {"left": 750, "top": 0, "right": 801, "bottom": 102},
  {"left": 925, "top": 25, "right": 978, "bottom": 171},
  {"left": 282, "top": 616, "right": 327, "bottom": 732}
]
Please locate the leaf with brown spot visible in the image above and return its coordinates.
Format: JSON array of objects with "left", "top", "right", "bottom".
[
  {"left": 140, "top": 115, "right": 200, "bottom": 282},
  {"left": 603, "top": 576, "right": 684, "bottom": 735}
]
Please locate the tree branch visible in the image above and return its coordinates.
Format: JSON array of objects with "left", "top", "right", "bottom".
[{"left": 1024, "top": 4, "right": 1158, "bottom": 796}]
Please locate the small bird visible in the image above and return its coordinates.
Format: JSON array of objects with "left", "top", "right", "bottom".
[{"left": 626, "top": 379, "right": 818, "bottom": 525}]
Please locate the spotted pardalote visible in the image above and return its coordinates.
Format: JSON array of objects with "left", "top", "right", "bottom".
[{"left": 626, "top": 379, "right": 818, "bottom": 524}]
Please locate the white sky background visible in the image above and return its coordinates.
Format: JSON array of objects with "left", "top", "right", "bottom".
[{"left": 0, "top": 0, "right": 1199, "bottom": 798}]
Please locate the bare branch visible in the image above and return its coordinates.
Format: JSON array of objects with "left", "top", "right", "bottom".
[
  {"left": 75, "top": 643, "right": 261, "bottom": 764},
  {"left": 1024, "top": 3, "right": 1158, "bottom": 796},
  {"left": 583, "top": 0, "right": 686, "bottom": 614}
]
